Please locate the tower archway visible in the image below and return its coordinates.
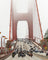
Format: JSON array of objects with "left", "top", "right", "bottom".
[{"left": 17, "top": 21, "right": 29, "bottom": 39}]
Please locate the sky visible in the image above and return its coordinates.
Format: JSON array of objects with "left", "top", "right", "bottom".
[
  {"left": 0, "top": 0, "right": 48, "bottom": 39},
  {"left": 37, "top": 0, "right": 48, "bottom": 36}
]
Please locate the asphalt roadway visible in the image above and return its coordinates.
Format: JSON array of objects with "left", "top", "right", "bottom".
[
  {"left": 5, "top": 41, "right": 43, "bottom": 60},
  {"left": 3, "top": 40, "right": 48, "bottom": 60},
  {"left": 5, "top": 54, "right": 43, "bottom": 60}
]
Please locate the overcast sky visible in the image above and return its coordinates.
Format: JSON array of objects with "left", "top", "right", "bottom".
[
  {"left": 0, "top": 0, "right": 48, "bottom": 39},
  {"left": 37, "top": 0, "right": 48, "bottom": 36}
]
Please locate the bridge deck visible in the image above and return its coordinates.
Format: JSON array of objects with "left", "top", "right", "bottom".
[{"left": 5, "top": 54, "right": 42, "bottom": 60}]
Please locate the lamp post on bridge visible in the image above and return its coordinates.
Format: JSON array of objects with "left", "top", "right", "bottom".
[
  {"left": 2, "top": 36, "right": 8, "bottom": 54},
  {"left": 0, "top": 32, "right": 8, "bottom": 54},
  {"left": 0, "top": 32, "right": 2, "bottom": 53},
  {"left": 0, "top": 32, "right": 1, "bottom": 46},
  {"left": 2, "top": 36, "right": 8, "bottom": 47},
  {"left": 5, "top": 37, "right": 8, "bottom": 47},
  {"left": 3, "top": 36, "right": 8, "bottom": 54},
  {"left": 1, "top": 36, "right": 6, "bottom": 53}
]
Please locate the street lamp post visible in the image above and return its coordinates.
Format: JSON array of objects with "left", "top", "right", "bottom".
[
  {"left": 1, "top": 37, "right": 2, "bottom": 49},
  {"left": 2, "top": 36, "right": 6, "bottom": 47},
  {"left": 4, "top": 37, "right": 8, "bottom": 47},
  {"left": 0, "top": 32, "right": 2, "bottom": 53},
  {"left": 0, "top": 32, "right": 1, "bottom": 47},
  {"left": 1, "top": 36, "right": 8, "bottom": 54},
  {"left": 0, "top": 32, "right": 8, "bottom": 54},
  {"left": 4, "top": 37, "right": 8, "bottom": 54},
  {"left": 1, "top": 36, "right": 5, "bottom": 53}
]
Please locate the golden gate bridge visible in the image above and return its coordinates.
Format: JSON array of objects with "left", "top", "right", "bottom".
[{"left": 0, "top": 0, "right": 47, "bottom": 60}]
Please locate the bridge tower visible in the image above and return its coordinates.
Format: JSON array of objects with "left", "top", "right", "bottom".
[{"left": 9, "top": 0, "right": 43, "bottom": 41}]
